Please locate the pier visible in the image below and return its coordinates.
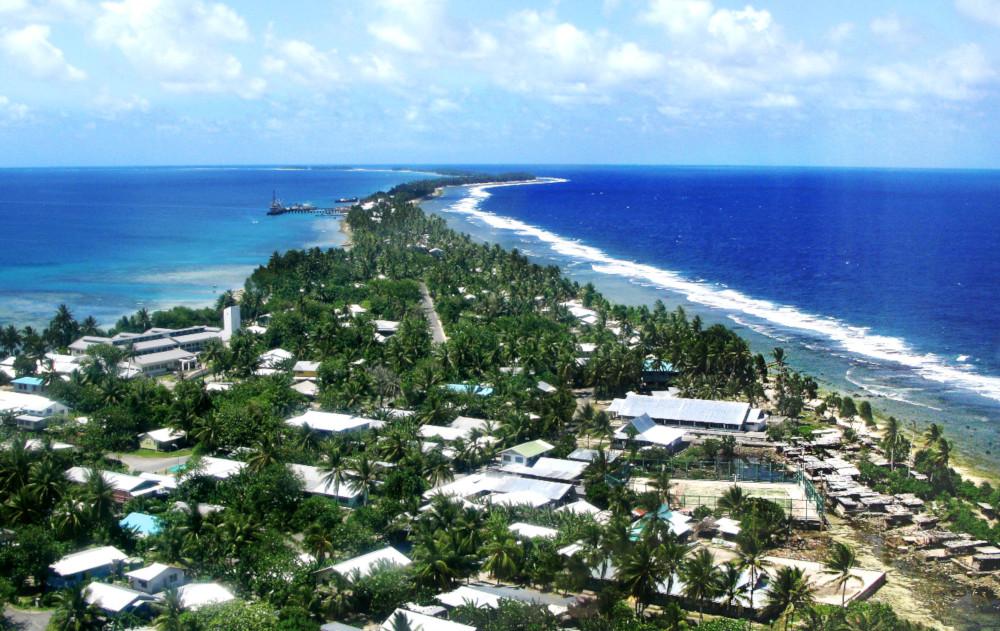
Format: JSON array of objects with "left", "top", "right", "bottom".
[{"left": 268, "top": 191, "right": 351, "bottom": 216}]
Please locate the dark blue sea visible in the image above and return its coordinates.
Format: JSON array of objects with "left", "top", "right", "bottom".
[
  {"left": 422, "top": 166, "right": 1000, "bottom": 471},
  {"left": 0, "top": 166, "right": 429, "bottom": 326},
  {"left": 2, "top": 164, "right": 999, "bottom": 471}
]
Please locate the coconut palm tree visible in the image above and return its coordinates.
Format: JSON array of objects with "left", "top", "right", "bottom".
[
  {"left": 50, "top": 587, "right": 100, "bottom": 631},
  {"left": 82, "top": 467, "right": 116, "bottom": 526},
  {"left": 411, "top": 530, "right": 468, "bottom": 589},
  {"left": 737, "top": 532, "right": 769, "bottom": 617},
  {"left": 481, "top": 527, "right": 522, "bottom": 584},
  {"left": 823, "top": 541, "right": 861, "bottom": 606},
  {"left": 680, "top": 547, "right": 722, "bottom": 622},
  {"left": 718, "top": 485, "right": 749, "bottom": 516},
  {"left": 922, "top": 423, "right": 943, "bottom": 449},
  {"left": 764, "top": 566, "right": 815, "bottom": 631},
  {"left": 659, "top": 532, "right": 690, "bottom": 599},
  {"left": 615, "top": 535, "right": 665, "bottom": 615},
  {"left": 348, "top": 453, "right": 378, "bottom": 505},
  {"left": 153, "top": 588, "right": 184, "bottom": 631},
  {"left": 321, "top": 446, "right": 349, "bottom": 501},
  {"left": 718, "top": 561, "right": 748, "bottom": 617},
  {"left": 387, "top": 610, "right": 414, "bottom": 631},
  {"left": 304, "top": 522, "right": 336, "bottom": 563}
]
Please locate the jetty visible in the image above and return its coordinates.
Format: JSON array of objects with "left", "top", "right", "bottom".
[{"left": 268, "top": 191, "right": 348, "bottom": 216}]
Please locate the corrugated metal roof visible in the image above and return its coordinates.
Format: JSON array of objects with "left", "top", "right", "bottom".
[{"left": 615, "top": 393, "right": 750, "bottom": 426}]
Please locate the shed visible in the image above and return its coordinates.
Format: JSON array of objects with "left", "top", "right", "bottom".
[{"left": 140, "top": 428, "right": 186, "bottom": 451}]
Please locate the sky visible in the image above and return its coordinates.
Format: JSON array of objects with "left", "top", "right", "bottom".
[{"left": 1, "top": 0, "right": 999, "bottom": 168}]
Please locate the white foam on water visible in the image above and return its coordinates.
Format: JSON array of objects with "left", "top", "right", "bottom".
[
  {"left": 845, "top": 369, "right": 943, "bottom": 411},
  {"left": 443, "top": 181, "right": 1000, "bottom": 404}
]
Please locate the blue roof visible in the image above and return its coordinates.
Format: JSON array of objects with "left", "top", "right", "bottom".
[
  {"left": 445, "top": 383, "right": 493, "bottom": 396},
  {"left": 12, "top": 376, "right": 44, "bottom": 386},
  {"left": 119, "top": 512, "right": 162, "bottom": 536}
]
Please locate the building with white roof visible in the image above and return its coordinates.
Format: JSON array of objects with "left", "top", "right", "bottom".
[
  {"left": 556, "top": 499, "right": 611, "bottom": 523},
  {"left": 126, "top": 563, "right": 186, "bottom": 594},
  {"left": 288, "top": 463, "right": 363, "bottom": 505},
  {"left": 256, "top": 348, "right": 294, "bottom": 375},
  {"left": 84, "top": 582, "right": 156, "bottom": 615},
  {"left": 49, "top": 546, "right": 128, "bottom": 588},
  {"left": 64, "top": 467, "right": 170, "bottom": 501},
  {"left": 321, "top": 547, "right": 411, "bottom": 582},
  {"left": 613, "top": 414, "right": 686, "bottom": 450},
  {"left": 509, "top": 522, "right": 559, "bottom": 540},
  {"left": 139, "top": 428, "right": 186, "bottom": 451},
  {"left": 436, "top": 585, "right": 502, "bottom": 609},
  {"left": 185, "top": 456, "right": 245, "bottom": 481},
  {"left": 285, "top": 410, "right": 375, "bottom": 435},
  {"left": 0, "top": 391, "right": 69, "bottom": 417},
  {"left": 380, "top": 609, "right": 475, "bottom": 631},
  {"left": 425, "top": 472, "right": 573, "bottom": 507},
  {"left": 499, "top": 457, "right": 588, "bottom": 482},
  {"left": 609, "top": 393, "right": 767, "bottom": 431},
  {"left": 174, "top": 583, "right": 235, "bottom": 610},
  {"left": 293, "top": 360, "right": 321, "bottom": 379}
]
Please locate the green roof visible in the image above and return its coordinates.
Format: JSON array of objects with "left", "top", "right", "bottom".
[{"left": 506, "top": 439, "right": 554, "bottom": 458}]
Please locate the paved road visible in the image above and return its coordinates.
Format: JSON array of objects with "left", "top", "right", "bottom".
[
  {"left": 4, "top": 606, "right": 52, "bottom": 631},
  {"left": 419, "top": 282, "right": 448, "bottom": 344},
  {"left": 115, "top": 452, "right": 190, "bottom": 474}
]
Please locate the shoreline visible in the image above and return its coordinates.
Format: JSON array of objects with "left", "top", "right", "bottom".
[{"left": 419, "top": 177, "right": 1000, "bottom": 485}]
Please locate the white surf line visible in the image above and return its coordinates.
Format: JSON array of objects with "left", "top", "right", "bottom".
[{"left": 442, "top": 181, "right": 1000, "bottom": 405}]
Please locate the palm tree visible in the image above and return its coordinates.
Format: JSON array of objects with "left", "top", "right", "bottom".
[
  {"left": 387, "top": 610, "right": 414, "bottom": 631},
  {"left": 481, "top": 518, "right": 522, "bottom": 584},
  {"left": 247, "top": 435, "right": 281, "bottom": 473},
  {"left": 764, "top": 566, "right": 815, "bottom": 631},
  {"left": 680, "top": 547, "right": 722, "bottom": 622},
  {"left": 737, "top": 532, "right": 769, "bottom": 616},
  {"left": 82, "top": 467, "right": 116, "bottom": 526},
  {"left": 50, "top": 587, "right": 100, "bottom": 631},
  {"left": 882, "top": 416, "right": 902, "bottom": 470},
  {"left": 348, "top": 453, "right": 378, "bottom": 505},
  {"left": 304, "top": 522, "right": 336, "bottom": 563},
  {"left": 658, "top": 532, "right": 690, "bottom": 599},
  {"left": 823, "top": 541, "right": 861, "bottom": 606},
  {"left": 615, "top": 535, "right": 664, "bottom": 615},
  {"left": 423, "top": 453, "right": 454, "bottom": 487},
  {"left": 321, "top": 446, "right": 349, "bottom": 501},
  {"left": 153, "top": 588, "right": 184, "bottom": 631},
  {"left": 718, "top": 562, "right": 748, "bottom": 617},
  {"left": 411, "top": 530, "right": 468, "bottom": 589},
  {"left": 922, "top": 423, "right": 943, "bottom": 448},
  {"left": 718, "top": 485, "right": 749, "bottom": 516},
  {"left": 649, "top": 468, "right": 674, "bottom": 508}
]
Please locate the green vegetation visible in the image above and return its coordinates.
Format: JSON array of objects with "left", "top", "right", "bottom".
[{"left": 0, "top": 178, "right": 954, "bottom": 630}]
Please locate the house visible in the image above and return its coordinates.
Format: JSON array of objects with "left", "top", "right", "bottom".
[
  {"left": 292, "top": 380, "right": 319, "bottom": 398},
  {"left": 285, "top": 411, "right": 375, "bottom": 435},
  {"left": 609, "top": 393, "right": 768, "bottom": 431},
  {"left": 256, "top": 348, "right": 293, "bottom": 376},
  {"left": 0, "top": 391, "right": 69, "bottom": 417},
  {"left": 445, "top": 383, "right": 493, "bottom": 397},
  {"left": 613, "top": 414, "right": 686, "bottom": 451},
  {"left": 321, "top": 547, "right": 411, "bottom": 582},
  {"left": 499, "top": 457, "right": 588, "bottom": 482},
  {"left": 119, "top": 512, "right": 163, "bottom": 537},
  {"left": 500, "top": 439, "right": 554, "bottom": 466},
  {"left": 288, "top": 463, "right": 363, "bottom": 505},
  {"left": 126, "top": 563, "right": 186, "bottom": 594},
  {"left": 65, "top": 467, "right": 168, "bottom": 502},
  {"left": 293, "top": 360, "right": 320, "bottom": 379},
  {"left": 130, "top": 348, "right": 198, "bottom": 377},
  {"left": 182, "top": 456, "right": 245, "bottom": 481},
  {"left": 425, "top": 472, "right": 573, "bottom": 508},
  {"left": 139, "top": 428, "right": 186, "bottom": 451},
  {"left": 556, "top": 500, "right": 611, "bottom": 523},
  {"left": 380, "top": 609, "right": 475, "bottom": 631},
  {"left": 84, "top": 582, "right": 156, "bottom": 616},
  {"left": 641, "top": 358, "right": 678, "bottom": 387},
  {"left": 15, "top": 414, "right": 49, "bottom": 431},
  {"left": 509, "top": 522, "right": 559, "bottom": 540},
  {"left": 174, "top": 583, "right": 235, "bottom": 610},
  {"left": 49, "top": 546, "right": 128, "bottom": 588},
  {"left": 11, "top": 376, "right": 44, "bottom": 393}
]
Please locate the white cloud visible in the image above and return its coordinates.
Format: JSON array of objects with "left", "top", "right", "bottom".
[
  {"left": 642, "top": 0, "right": 713, "bottom": 36},
  {"left": 753, "top": 92, "right": 799, "bottom": 108},
  {"left": 707, "top": 6, "right": 775, "bottom": 55},
  {"left": 93, "top": 0, "right": 263, "bottom": 98},
  {"left": 429, "top": 97, "right": 459, "bottom": 113},
  {"left": 868, "top": 43, "right": 995, "bottom": 102},
  {"left": 828, "top": 21, "right": 854, "bottom": 43},
  {"left": 0, "top": 95, "right": 30, "bottom": 123},
  {"left": 263, "top": 40, "right": 340, "bottom": 85},
  {"left": 92, "top": 90, "right": 149, "bottom": 119},
  {"left": 870, "top": 13, "right": 912, "bottom": 45},
  {"left": 350, "top": 53, "right": 400, "bottom": 82},
  {"left": 1, "top": 23, "right": 85, "bottom": 80},
  {"left": 604, "top": 42, "right": 664, "bottom": 81},
  {"left": 955, "top": 0, "right": 1000, "bottom": 28}
]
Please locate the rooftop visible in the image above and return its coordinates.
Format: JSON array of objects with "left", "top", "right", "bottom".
[
  {"left": 326, "top": 547, "right": 411, "bottom": 582},
  {"left": 610, "top": 393, "right": 755, "bottom": 426},
  {"left": 50, "top": 546, "right": 127, "bottom": 576},
  {"left": 503, "top": 439, "right": 555, "bottom": 458}
]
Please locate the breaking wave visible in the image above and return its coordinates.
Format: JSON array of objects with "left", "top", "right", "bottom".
[{"left": 443, "top": 181, "right": 1000, "bottom": 404}]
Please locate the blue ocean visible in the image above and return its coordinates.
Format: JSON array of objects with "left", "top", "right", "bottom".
[
  {"left": 0, "top": 167, "right": 429, "bottom": 326},
  {"left": 2, "top": 164, "right": 999, "bottom": 471},
  {"left": 422, "top": 166, "right": 1000, "bottom": 471}
]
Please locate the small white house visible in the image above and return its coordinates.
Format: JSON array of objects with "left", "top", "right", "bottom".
[
  {"left": 49, "top": 546, "right": 128, "bottom": 588},
  {"left": 173, "top": 582, "right": 235, "bottom": 611},
  {"left": 139, "top": 428, "right": 186, "bottom": 451},
  {"left": 126, "top": 563, "right": 187, "bottom": 594},
  {"left": 321, "top": 547, "right": 411, "bottom": 582},
  {"left": 84, "top": 582, "right": 156, "bottom": 615}
]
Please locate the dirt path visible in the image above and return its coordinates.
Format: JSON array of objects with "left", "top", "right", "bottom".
[
  {"left": 4, "top": 606, "right": 52, "bottom": 631},
  {"left": 419, "top": 281, "right": 447, "bottom": 344}
]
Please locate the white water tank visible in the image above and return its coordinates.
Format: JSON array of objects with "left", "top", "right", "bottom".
[{"left": 223, "top": 305, "right": 241, "bottom": 341}]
